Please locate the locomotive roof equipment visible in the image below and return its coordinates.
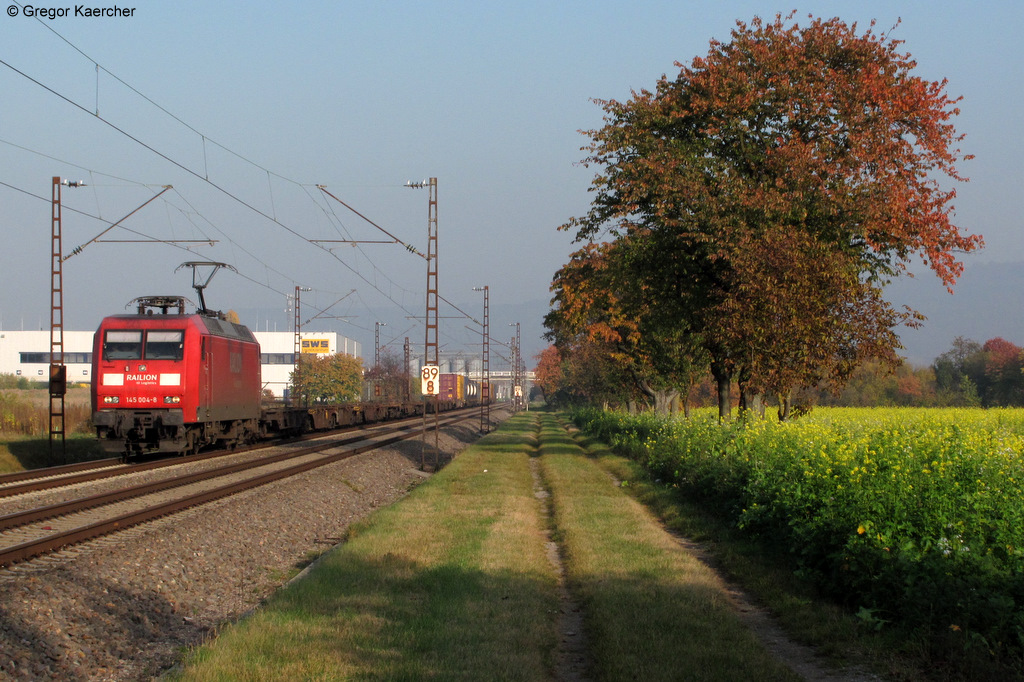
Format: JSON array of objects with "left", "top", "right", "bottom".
[
  {"left": 129, "top": 296, "right": 190, "bottom": 316},
  {"left": 175, "top": 261, "right": 237, "bottom": 319}
]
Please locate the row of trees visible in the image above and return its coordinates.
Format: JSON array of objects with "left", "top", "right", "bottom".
[
  {"left": 931, "top": 337, "right": 1024, "bottom": 407},
  {"left": 543, "top": 14, "right": 981, "bottom": 419},
  {"left": 783, "top": 335, "right": 1024, "bottom": 408},
  {"left": 535, "top": 336, "right": 1024, "bottom": 411}
]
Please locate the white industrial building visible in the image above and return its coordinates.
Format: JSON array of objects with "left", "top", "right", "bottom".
[{"left": 0, "top": 329, "right": 361, "bottom": 398}]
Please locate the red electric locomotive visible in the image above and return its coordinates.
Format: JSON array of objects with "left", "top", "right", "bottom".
[{"left": 91, "top": 295, "right": 262, "bottom": 456}]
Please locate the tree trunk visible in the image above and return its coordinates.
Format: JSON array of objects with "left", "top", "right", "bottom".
[
  {"left": 651, "top": 389, "right": 679, "bottom": 416},
  {"left": 637, "top": 379, "right": 679, "bottom": 417},
  {"left": 736, "top": 366, "right": 765, "bottom": 418},
  {"left": 634, "top": 376, "right": 675, "bottom": 413},
  {"left": 711, "top": 360, "right": 732, "bottom": 421},
  {"left": 740, "top": 391, "right": 765, "bottom": 417},
  {"left": 777, "top": 393, "right": 791, "bottom": 422}
]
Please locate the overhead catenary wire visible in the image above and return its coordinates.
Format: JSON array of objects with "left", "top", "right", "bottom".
[
  {"left": 1, "top": 55, "right": 433, "bottom": 325},
  {"left": 64, "top": 185, "right": 173, "bottom": 261},
  {"left": 0, "top": 54, "right": 317, "bottom": 245},
  {"left": 0, "top": 156, "right": 254, "bottom": 269},
  {"left": 2, "top": 21, "right": 491, "bottom": 351},
  {"left": 0, "top": 137, "right": 154, "bottom": 188},
  {"left": 19, "top": 2, "right": 284, "bottom": 186},
  {"left": 0, "top": 178, "right": 195, "bottom": 252},
  {"left": 4, "top": 172, "right": 470, "bottom": 356},
  {"left": 0, "top": 173, "right": 344, "bottom": 326},
  {"left": 1, "top": 24, "right": 431, "bottom": 293},
  {"left": 311, "top": 184, "right": 420, "bottom": 305},
  {"left": 303, "top": 289, "right": 357, "bottom": 326},
  {"left": 0, "top": 80, "right": 420, "bottom": 330},
  {"left": 316, "top": 185, "right": 426, "bottom": 259}
]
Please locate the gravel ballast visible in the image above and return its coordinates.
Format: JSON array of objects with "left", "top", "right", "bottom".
[{"left": 0, "top": 420, "right": 491, "bottom": 681}]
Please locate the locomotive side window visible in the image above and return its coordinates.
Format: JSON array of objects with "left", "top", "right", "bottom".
[
  {"left": 144, "top": 330, "right": 185, "bottom": 360},
  {"left": 103, "top": 330, "right": 143, "bottom": 360}
]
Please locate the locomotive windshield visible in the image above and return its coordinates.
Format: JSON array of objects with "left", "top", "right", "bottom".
[
  {"left": 144, "top": 330, "right": 185, "bottom": 360},
  {"left": 103, "top": 330, "right": 142, "bottom": 360},
  {"left": 102, "top": 329, "right": 185, "bottom": 361}
]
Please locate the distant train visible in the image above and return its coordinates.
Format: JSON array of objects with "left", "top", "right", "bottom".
[
  {"left": 363, "top": 372, "right": 480, "bottom": 404},
  {"left": 90, "top": 296, "right": 481, "bottom": 458},
  {"left": 439, "top": 373, "right": 480, "bottom": 403}
]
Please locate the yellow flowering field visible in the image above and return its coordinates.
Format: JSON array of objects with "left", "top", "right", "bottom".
[{"left": 572, "top": 407, "right": 1024, "bottom": 657}]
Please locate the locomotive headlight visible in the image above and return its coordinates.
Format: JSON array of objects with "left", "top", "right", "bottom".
[
  {"left": 103, "top": 396, "right": 120, "bottom": 404},
  {"left": 164, "top": 396, "right": 181, "bottom": 404}
]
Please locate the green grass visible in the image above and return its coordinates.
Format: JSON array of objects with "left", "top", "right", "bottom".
[
  {"left": 174, "top": 409, "right": 823, "bottom": 681},
  {"left": 535, "top": 413, "right": 800, "bottom": 682},
  {"left": 571, "top": 407, "right": 1024, "bottom": 679},
  {"left": 172, "top": 413, "right": 559, "bottom": 681},
  {"left": 0, "top": 434, "right": 107, "bottom": 473},
  {"left": 572, "top": 427, "right": 884, "bottom": 670}
]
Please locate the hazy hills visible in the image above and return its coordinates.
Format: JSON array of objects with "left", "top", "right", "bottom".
[{"left": 886, "top": 260, "right": 1024, "bottom": 366}]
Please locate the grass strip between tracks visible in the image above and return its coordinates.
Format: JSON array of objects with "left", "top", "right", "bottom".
[{"left": 172, "top": 411, "right": 801, "bottom": 681}]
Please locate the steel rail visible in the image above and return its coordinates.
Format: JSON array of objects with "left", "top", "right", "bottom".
[
  {"left": 0, "top": 421, "right": 425, "bottom": 532},
  {"left": 0, "top": 410, "right": 435, "bottom": 499},
  {"left": 0, "top": 457, "right": 123, "bottom": 485},
  {"left": 0, "top": 458, "right": 129, "bottom": 496},
  {"left": 0, "top": 410, "right": 477, "bottom": 568},
  {"left": 0, "top": 454, "right": 210, "bottom": 500}
]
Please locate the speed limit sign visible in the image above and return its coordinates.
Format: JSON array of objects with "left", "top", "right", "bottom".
[{"left": 421, "top": 365, "right": 440, "bottom": 396}]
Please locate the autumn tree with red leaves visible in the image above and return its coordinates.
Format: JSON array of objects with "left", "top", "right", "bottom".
[
  {"left": 981, "top": 337, "right": 1024, "bottom": 406},
  {"left": 532, "top": 346, "right": 563, "bottom": 402},
  {"left": 548, "top": 13, "right": 981, "bottom": 419}
]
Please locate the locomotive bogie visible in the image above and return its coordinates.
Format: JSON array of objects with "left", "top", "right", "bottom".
[{"left": 93, "top": 408, "right": 189, "bottom": 455}]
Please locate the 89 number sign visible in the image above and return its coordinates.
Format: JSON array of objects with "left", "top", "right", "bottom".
[{"left": 421, "top": 365, "right": 440, "bottom": 396}]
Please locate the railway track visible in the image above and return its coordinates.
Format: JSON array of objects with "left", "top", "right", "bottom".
[
  {"left": 0, "top": 410, "right": 434, "bottom": 500},
  {"left": 0, "top": 408, "right": 479, "bottom": 568},
  {"left": 0, "top": 457, "right": 129, "bottom": 498}
]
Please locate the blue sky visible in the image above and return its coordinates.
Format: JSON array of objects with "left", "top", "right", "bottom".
[{"left": 1, "top": 1, "right": 1020, "bottom": 366}]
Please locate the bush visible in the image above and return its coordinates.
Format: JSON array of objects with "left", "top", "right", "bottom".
[
  {"left": 572, "top": 406, "right": 1024, "bottom": 663},
  {"left": 0, "top": 392, "right": 92, "bottom": 435},
  {"left": 0, "top": 373, "right": 35, "bottom": 390}
]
